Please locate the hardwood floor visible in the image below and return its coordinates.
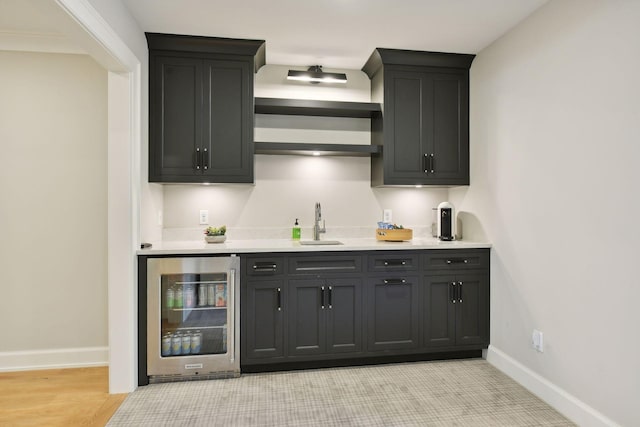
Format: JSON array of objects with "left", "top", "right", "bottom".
[{"left": 0, "top": 366, "right": 127, "bottom": 426}]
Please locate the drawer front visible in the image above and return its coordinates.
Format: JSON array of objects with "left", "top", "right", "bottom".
[
  {"left": 288, "top": 255, "right": 362, "bottom": 275},
  {"left": 245, "top": 256, "right": 286, "bottom": 276},
  {"left": 423, "top": 249, "right": 489, "bottom": 271},
  {"left": 367, "top": 252, "right": 419, "bottom": 273}
]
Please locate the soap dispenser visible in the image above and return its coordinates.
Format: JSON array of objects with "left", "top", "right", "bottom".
[{"left": 292, "top": 218, "right": 301, "bottom": 240}]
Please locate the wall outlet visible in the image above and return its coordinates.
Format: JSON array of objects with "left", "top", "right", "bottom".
[
  {"left": 199, "top": 209, "right": 209, "bottom": 225},
  {"left": 532, "top": 329, "right": 544, "bottom": 352},
  {"left": 383, "top": 209, "right": 392, "bottom": 223}
]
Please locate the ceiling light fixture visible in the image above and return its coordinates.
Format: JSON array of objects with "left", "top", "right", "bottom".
[{"left": 287, "top": 65, "right": 347, "bottom": 84}]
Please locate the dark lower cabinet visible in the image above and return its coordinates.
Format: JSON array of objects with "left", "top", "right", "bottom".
[
  {"left": 243, "top": 280, "right": 284, "bottom": 360},
  {"left": 424, "top": 272, "right": 489, "bottom": 348},
  {"left": 366, "top": 275, "right": 420, "bottom": 352},
  {"left": 288, "top": 277, "right": 363, "bottom": 357},
  {"left": 241, "top": 249, "right": 489, "bottom": 370}
]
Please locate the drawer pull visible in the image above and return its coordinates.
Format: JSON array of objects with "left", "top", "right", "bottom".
[
  {"left": 252, "top": 263, "right": 277, "bottom": 272},
  {"left": 383, "top": 260, "right": 407, "bottom": 266},
  {"left": 383, "top": 279, "right": 406, "bottom": 285},
  {"left": 446, "top": 259, "right": 469, "bottom": 265}
]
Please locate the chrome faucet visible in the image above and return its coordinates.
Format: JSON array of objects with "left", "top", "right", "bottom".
[{"left": 313, "top": 202, "right": 326, "bottom": 240}]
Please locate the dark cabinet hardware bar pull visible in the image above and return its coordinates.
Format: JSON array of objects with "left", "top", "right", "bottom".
[
  {"left": 276, "top": 287, "right": 282, "bottom": 311},
  {"left": 423, "top": 153, "right": 428, "bottom": 173},
  {"left": 195, "top": 148, "right": 201, "bottom": 170},
  {"left": 203, "top": 147, "right": 208, "bottom": 170},
  {"left": 252, "top": 263, "right": 277, "bottom": 272},
  {"left": 383, "top": 260, "right": 407, "bottom": 266},
  {"left": 458, "top": 281, "right": 463, "bottom": 303},
  {"left": 451, "top": 282, "right": 457, "bottom": 304},
  {"left": 429, "top": 153, "right": 435, "bottom": 173},
  {"left": 446, "top": 259, "right": 469, "bottom": 265},
  {"left": 383, "top": 279, "right": 406, "bottom": 285},
  {"left": 328, "top": 286, "right": 333, "bottom": 309},
  {"left": 321, "top": 286, "right": 325, "bottom": 309}
]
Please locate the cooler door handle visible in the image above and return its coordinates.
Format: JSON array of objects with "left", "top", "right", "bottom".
[{"left": 228, "top": 268, "right": 236, "bottom": 362}]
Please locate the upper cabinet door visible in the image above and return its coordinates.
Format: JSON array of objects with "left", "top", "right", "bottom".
[
  {"left": 429, "top": 71, "right": 469, "bottom": 184},
  {"left": 149, "top": 55, "right": 203, "bottom": 180},
  {"left": 202, "top": 59, "right": 254, "bottom": 182}
]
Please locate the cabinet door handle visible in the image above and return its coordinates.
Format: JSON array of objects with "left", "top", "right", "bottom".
[
  {"left": 383, "top": 260, "right": 407, "bottom": 266},
  {"left": 321, "top": 286, "right": 325, "bottom": 309},
  {"left": 253, "top": 263, "right": 277, "bottom": 272},
  {"left": 195, "top": 148, "right": 201, "bottom": 170},
  {"left": 451, "top": 282, "right": 457, "bottom": 304},
  {"left": 429, "top": 154, "right": 434, "bottom": 173},
  {"left": 203, "top": 147, "right": 208, "bottom": 170},
  {"left": 328, "top": 286, "right": 332, "bottom": 309},
  {"left": 446, "top": 259, "right": 469, "bottom": 265},
  {"left": 423, "top": 153, "right": 429, "bottom": 173},
  {"left": 276, "top": 287, "right": 282, "bottom": 311},
  {"left": 458, "top": 281, "right": 463, "bottom": 303},
  {"left": 383, "top": 278, "right": 406, "bottom": 285}
]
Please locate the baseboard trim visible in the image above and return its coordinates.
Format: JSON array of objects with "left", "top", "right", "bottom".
[
  {"left": 0, "top": 347, "right": 108, "bottom": 372},
  {"left": 486, "top": 345, "right": 619, "bottom": 427}
]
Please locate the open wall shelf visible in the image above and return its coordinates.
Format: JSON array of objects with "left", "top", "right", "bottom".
[
  {"left": 255, "top": 97, "right": 381, "bottom": 118},
  {"left": 254, "top": 142, "right": 381, "bottom": 157}
]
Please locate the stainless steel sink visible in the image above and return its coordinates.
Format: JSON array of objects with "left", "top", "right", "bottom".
[{"left": 299, "top": 240, "right": 343, "bottom": 245}]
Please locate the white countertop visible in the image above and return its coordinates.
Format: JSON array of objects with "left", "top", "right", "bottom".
[{"left": 137, "top": 237, "right": 491, "bottom": 255}]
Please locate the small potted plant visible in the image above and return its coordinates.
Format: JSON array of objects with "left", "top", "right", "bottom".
[{"left": 204, "top": 225, "right": 227, "bottom": 243}]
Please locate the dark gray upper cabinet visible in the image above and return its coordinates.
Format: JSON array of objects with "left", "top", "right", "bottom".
[
  {"left": 147, "top": 33, "right": 265, "bottom": 183},
  {"left": 363, "top": 48, "right": 474, "bottom": 186}
]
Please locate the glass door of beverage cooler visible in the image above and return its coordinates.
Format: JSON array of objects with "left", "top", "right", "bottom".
[{"left": 147, "top": 256, "right": 239, "bottom": 381}]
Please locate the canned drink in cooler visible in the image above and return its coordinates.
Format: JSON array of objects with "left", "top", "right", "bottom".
[
  {"left": 165, "top": 287, "right": 175, "bottom": 309},
  {"left": 184, "top": 284, "right": 196, "bottom": 308},
  {"left": 161, "top": 332, "right": 172, "bottom": 356},
  {"left": 215, "top": 284, "right": 227, "bottom": 307},
  {"left": 174, "top": 286, "right": 183, "bottom": 308},
  {"left": 207, "top": 283, "right": 216, "bottom": 306},
  {"left": 181, "top": 332, "right": 191, "bottom": 355},
  {"left": 198, "top": 284, "right": 207, "bottom": 307},
  {"left": 171, "top": 332, "right": 182, "bottom": 355},
  {"left": 191, "top": 330, "right": 202, "bottom": 354}
]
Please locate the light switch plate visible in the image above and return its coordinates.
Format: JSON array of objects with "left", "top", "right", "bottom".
[
  {"left": 532, "top": 329, "right": 544, "bottom": 352},
  {"left": 383, "top": 209, "right": 392, "bottom": 223},
  {"left": 199, "top": 210, "right": 209, "bottom": 225}
]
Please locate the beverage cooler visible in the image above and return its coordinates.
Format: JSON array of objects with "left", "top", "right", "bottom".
[{"left": 146, "top": 256, "right": 239, "bottom": 382}]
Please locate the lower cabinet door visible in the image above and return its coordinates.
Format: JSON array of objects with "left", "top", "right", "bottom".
[
  {"left": 325, "top": 278, "right": 362, "bottom": 354},
  {"left": 288, "top": 279, "right": 326, "bottom": 356},
  {"left": 423, "top": 275, "right": 456, "bottom": 348},
  {"left": 455, "top": 273, "right": 489, "bottom": 346},
  {"left": 244, "top": 280, "right": 284, "bottom": 360},
  {"left": 366, "top": 275, "right": 420, "bottom": 351}
]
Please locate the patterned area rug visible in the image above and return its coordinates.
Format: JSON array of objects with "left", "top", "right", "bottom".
[{"left": 108, "top": 359, "right": 573, "bottom": 426}]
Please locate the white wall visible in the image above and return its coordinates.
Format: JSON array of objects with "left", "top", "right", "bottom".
[
  {"left": 162, "top": 65, "right": 448, "bottom": 239},
  {"left": 450, "top": 1, "right": 640, "bottom": 425},
  {"left": 0, "top": 51, "right": 108, "bottom": 369}
]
